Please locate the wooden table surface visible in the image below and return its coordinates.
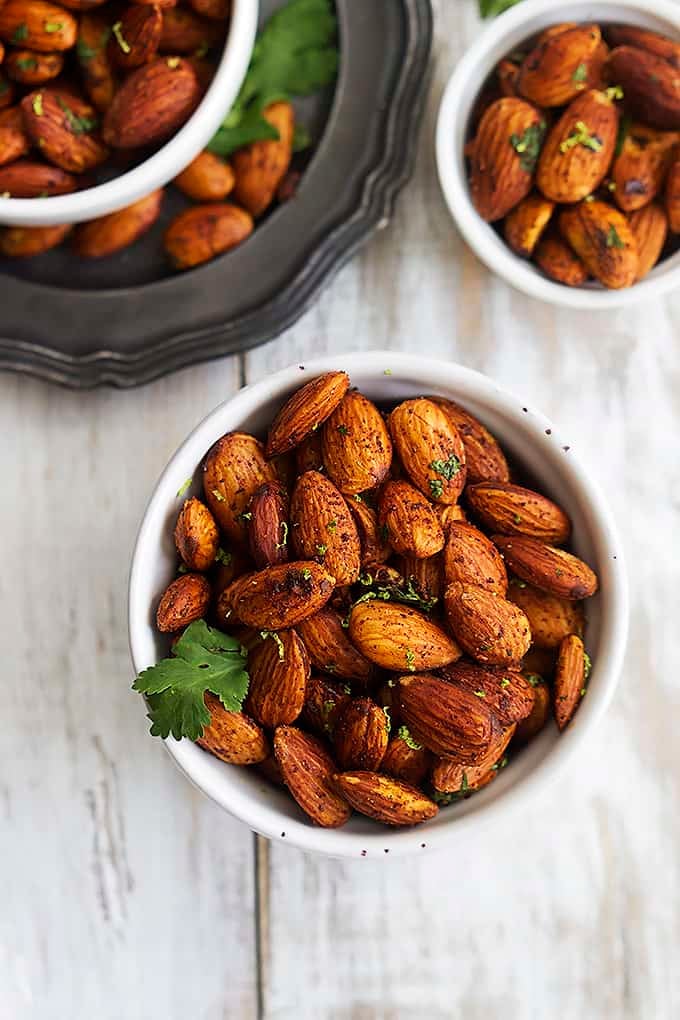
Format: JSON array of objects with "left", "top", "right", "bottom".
[{"left": 2, "top": 2, "right": 679, "bottom": 1017}]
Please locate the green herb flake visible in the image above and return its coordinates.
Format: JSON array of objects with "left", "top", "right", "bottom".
[
  {"left": 429, "top": 478, "right": 444, "bottom": 499},
  {"left": 560, "top": 120, "right": 602, "bottom": 154},
  {"left": 510, "top": 120, "right": 546, "bottom": 173},
  {"left": 500, "top": 677, "right": 511, "bottom": 689},
  {"left": 211, "top": 488, "right": 225, "bottom": 502},
  {"left": 337, "top": 424, "right": 349, "bottom": 436},
  {"left": 112, "top": 20, "right": 131, "bottom": 54},
  {"left": 615, "top": 113, "right": 632, "bottom": 157},
  {"left": 57, "top": 95, "right": 98, "bottom": 135},
  {"left": 605, "top": 85, "right": 624, "bottom": 101},
  {"left": 572, "top": 63, "right": 588, "bottom": 84},
  {"left": 32, "top": 93, "right": 44, "bottom": 117},
  {"left": 315, "top": 543, "right": 327, "bottom": 556},
  {"left": 383, "top": 368, "right": 392, "bottom": 375},
  {"left": 510, "top": 578, "right": 527, "bottom": 589},
  {"left": 15, "top": 56, "right": 38, "bottom": 71},
  {"left": 238, "top": 511, "right": 253, "bottom": 522},
  {"left": 167, "top": 57, "right": 181, "bottom": 69},
  {"left": 301, "top": 567, "right": 312, "bottom": 581},
  {"left": 397, "top": 725, "right": 422, "bottom": 750},
  {"left": 473, "top": 689, "right": 486, "bottom": 698},
  {"left": 405, "top": 648, "right": 416, "bottom": 672},
  {"left": 513, "top": 513, "right": 521, "bottom": 524},
  {"left": 605, "top": 224, "right": 625, "bottom": 249},
  {"left": 525, "top": 673, "right": 544, "bottom": 688},
  {"left": 11, "top": 23, "right": 28, "bottom": 43},
  {"left": 215, "top": 547, "right": 232, "bottom": 566},
  {"left": 326, "top": 519, "right": 337, "bottom": 532},
  {"left": 430, "top": 454, "right": 461, "bottom": 481},
  {"left": 260, "top": 630, "right": 285, "bottom": 660},
  {"left": 383, "top": 705, "right": 391, "bottom": 734},
  {"left": 460, "top": 772, "right": 469, "bottom": 793},
  {"left": 583, "top": 652, "right": 592, "bottom": 679},
  {"left": 491, "top": 755, "right": 509, "bottom": 772},
  {"left": 76, "top": 38, "right": 97, "bottom": 61},
  {"left": 275, "top": 521, "right": 289, "bottom": 549},
  {"left": 580, "top": 687, "right": 587, "bottom": 697},
  {"left": 44, "top": 19, "right": 63, "bottom": 32}
]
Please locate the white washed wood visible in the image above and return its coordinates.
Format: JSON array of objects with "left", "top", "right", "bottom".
[{"left": 2, "top": 0, "right": 680, "bottom": 1017}]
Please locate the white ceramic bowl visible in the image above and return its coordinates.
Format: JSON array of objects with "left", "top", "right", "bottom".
[
  {"left": 128, "top": 352, "right": 628, "bottom": 858},
  {"left": 0, "top": 0, "right": 258, "bottom": 226},
  {"left": 436, "top": 0, "right": 680, "bottom": 309}
]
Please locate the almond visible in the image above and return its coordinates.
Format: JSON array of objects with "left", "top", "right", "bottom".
[
  {"left": 534, "top": 232, "right": 589, "bottom": 286},
  {"left": 518, "top": 24, "right": 601, "bottom": 107},
  {"left": 22, "top": 88, "right": 108, "bottom": 174},
  {"left": 218, "top": 561, "right": 335, "bottom": 630},
  {"left": 559, "top": 200, "right": 638, "bottom": 289},
  {"left": 247, "top": 480, "right": 289, "bottom": 569},
  {"left": 0, "top": 0, "right": 77, "bottom": 52},
  {"left": 378, "top": 480, "right": 444, "bottom": 559},
  {"left": 466, "top": 481, "right": 571, "bottom": 544},
  {"left": 506, "top": 580, "right": 584, "bottom": 648},
  {"left": 203, "top": 431, "right": 278, "bottom": 543},
  {"left": 290, "top": 471, "right": 360, "bottom": 586},
  {"left": 381, "top": 730, "right": 430, "bottom": 785},
  {"left": 348, "top": 600, "right": 461, "bottom": 673},
  {"left": 630, "top": 202, "right": 668, "bottom": 280},
  {"left": 159, "top": 7, "right": 222, "bottom": 53},
  {"left": 514, "top": 677, "right": 551, "bottom": 743},
  {"left": 173, "top": 496, "right": 219, "bottom": 571},
  {"left": 164, "top": 202, "right": 253, "bottom": 269},
  {"left": 429, "top": 396, "right": 509, "bottom": 485},
  {"left": 295, "top": 431, "right": 325, "bottom": 474},
  {"left": 492, "top": 535, "right": 599, "bottom": 600},
  {"left": 666, "top": 157, "right": 680, "bottom": 232},
  {"left": 155, "top": 572, "right": 211, "bottom": 632},
  {"left": 233, "top": 101, "right": 294, "bottom": 217},
  {"left": 443, "top": 521, "right": 508, "bottom": 594},
  {"left": 274, "top": 725, "right": 351, "bottom": 828},
  {"left": 0, "top": 106, "right": 29, "bottom": 165},
  {"left": 469, "top": 97, "right": 546, "bottom": 221},
  {"left": 197, "top": 693, "right": 269, "bottom": 765},
  {"left": 333, "top": 771, "right": 438, "bottom": 827},
  {"left": 606, "top": 45, "right": 680, "bottom": 129},
  {"left": 377, "top": 679, "right": 402, "bottom": 728},
  {"left": 440, "top": 661, "right": 535, "bottom": 726},
  {"left": 397, "top": 553, "right": 444, "bottom": 604},
  {"left": 245, "top": 629, "right": 309, "bottom": 728},
  {"left": 347, "top": 496, "right": 391, "bottom": 567},
  {"left": 174, "top": 149, "right": 235, "bottom": 201},
  {"left": 497, "top": 59, "right": 519, "bottom": 97},
  {"left": 444, "top": 582, "right": 531, "bottom": 666},
  {"left": 102, "top": 57, "right": 201, "bottom": 148},
  {"left": 503, "top": 192, "right": 555, "bottom": 258},
  {"left": 301, "top": 673, "right": 352, "bottom": 737},
  {"left": 398, "top": 672, "right": 498, "bottom": 762},
  {"left": 73, "top": 190, "right": 164, "bottom": 257},
  {"left": 0, "top": 158, "right": 76, "bottom": 196},
  {"left": 607, "top": 25, "right": 680, "bottom": 69},
  {"left": 0, "top": 222, "right": 70, "bottom": 256},
  {"left": 6, "top": 49, "right": 63, "bottom": 85},
  {"left": 321, "top": 390, "right": 392, "bottom": 494},
  {"left": 536, "top": 89, "right": 618, "bottom": 203},
  {"left": 611, "top": 123, "right": 679, "bottom": 213},
  {"left": 389, "top": 397, "right": 466, "bottom": 504},
  {"left": 430, "top": 723, "right": 515, "bottom": 793},
  {"left": 266, "top": 371, "right": 350, "bottom": 458},
  {"left": 333, "top": 697, "right": 389, "bottom": 771},
  {"left": 76, "top": 12, "right": 115, "bottom": 112},
  {"left": 108, "top": 4, "right": 162, "bottom": 70},
  {"left": 553, "top": 633, "right": 588, "bottom": 730},
  {"left": 436, "top": 503, "right": 468, "bottom": 531},
  {"left": 297, "top": 606, "right": 374, "bottom": 683}
]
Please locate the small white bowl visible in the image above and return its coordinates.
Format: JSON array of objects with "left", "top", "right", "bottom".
[
  {"left": 0, "top": 0, "right": 258, "bottom": 227},
  {"left": 128, "top": 352, "right": 628, "bottom": 858},
  {"left": 436, "top": 0, "right": 680, "bottom": 309}
]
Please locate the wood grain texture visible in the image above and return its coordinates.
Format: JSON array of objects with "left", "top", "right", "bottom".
[{"left": 2, "top": 1, "right": 680, "bottom": 1018}]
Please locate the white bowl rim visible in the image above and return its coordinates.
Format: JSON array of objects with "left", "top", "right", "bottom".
[
  {"left": 435, "top": 0, "right": 680, "bottom": 310},
  {"left": 0, "top": 0, "right": 258, "bottom": 226},
  {"left": 128, "top": 351, "right": 629, "bottom": 858}
]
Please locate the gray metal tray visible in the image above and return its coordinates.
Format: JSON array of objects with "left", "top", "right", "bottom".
[{"left": 0, "top": 0, "right": 432, "bottom": 387}]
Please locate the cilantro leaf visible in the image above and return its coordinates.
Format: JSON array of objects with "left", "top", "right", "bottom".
[
  {"left": 478, "top": 0, "right": 522, "bottom": 17},
  {"left": 133, "top": 620, "right": 249, "bottom": 741}
]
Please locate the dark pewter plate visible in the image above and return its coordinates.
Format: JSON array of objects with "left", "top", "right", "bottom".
[{"left": 0, "top": 0, "right": 432, "bottom": 388}]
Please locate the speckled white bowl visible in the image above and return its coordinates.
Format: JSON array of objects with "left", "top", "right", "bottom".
[
  {"left": 0, "top": 0, "right": 258, "bottom": 226},
  {"left": 436, "top": 0, "right": 680, "bottom": 309},
  {"left": 128, "top": 352, "right": 628, "bottom": 858}
]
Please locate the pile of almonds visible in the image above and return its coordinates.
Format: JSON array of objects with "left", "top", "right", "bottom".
[
  {"left": 153, "top": 371, "right": 599, "bottom": 829},
  {"left": 0, "top": 0, "right": 295, "bottom": 266},
  {"left": 468, "top": 22, "right": 680, "bottom": 289}
]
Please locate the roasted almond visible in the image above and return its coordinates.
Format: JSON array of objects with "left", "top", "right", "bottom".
[
  {"left": 245, "top": 629, "right": 309, "bottom": 728},
  {"left": 630, "top": 202, "right": 668, "bottom": 280},
  {"left": 297, "top": 606, "right": 374, "bottom": 683},
  {"left": 174, "top": 149, "right": 235, "bottom": 201},
  {"left": 536, "top": 89, "right": 618, "bottom": 203},
  {"left": 440, "top": 661, "right": 535, "bottom": 726},
  {"left": 102, "top": 57, "right": 201, "bottom": 148},
  {"left": 233, "top": 101, "right": 294, "bottom": 217},
  {"left": 553, "top": 633, "right": 589, "bottom": 730},
  {"left": 108, "top": 4, "right": 162, "bottom": 70},
  {"left": 202, "top": 431, "right": 278, "bottom": 543},
  {"left": 173, "top": 496, "right": 219, "bottom": 571},
  {"left": 504, "top": 192, "right": 555, "bottom": 258},
  {"left": 266, "top": 371, "right": 350, "bottom": 458},
  {"left": 0, "top": 158, "right": 76, "bottom": 196},
  {"left": 466, "top": 480, "right": 571, "bottom": 544},
  {"left": 559, "top": 200, "right": 638, "bottom": 289},
  {"left": 606, "top": 45, "right": 680, "bottom": 130},
  {"left": 218, "top": 561, "right": 335, "bottom": 630},
  {"left": 518, "top": 24, "right": 601, "bottom": 107},
  {"left": 611, "top": 123, "right": 679, "bottom": 213},
  {"left": 398, "top": 553, "right": 444, "bottom": 604},
  {"left": 398, "top": 672, "right": 498, "bottom": 762},
  {"left": 73, "top": 190, "right": 163, "bottom": 257},
  {"left": 348, "top": 600, "right": 461, "bottom": 673},
  {"left": 430, "top": 722, "right": 515, "bottom": 793},
  {"left": 389, "top": 397, "right": 466, "bottom": 504},
  {"left": 443, "top": 521, "right": 508, "bottom": 595},
  {"left": 301, "top": 673, "right": 352, "bottom": 737},
  {"left": 0, "top": 106, "right": 29, "bottom": 165},
  {"left": 5, "top": 48, "right": 63, "bottom": 84},
  {"left": 506, "top": 580, "right": 584, "bottom": 648},
  {"left": 0, "top": 222, "right": 70, "bottom": 256},
  {"left": 155, "top": 572, "right": 211, "bottom": 632},
  {"left": 295, "top": 431, "right": 325, "bottom": 474},
  {"left": 22, "top": 88, "right": 108, "bottom": 174},
  {"left": 497, "top": 58, "right": 519, "bottom": 97},
  {"left": 0, "top": 0, "right": 77, "bottom": 52},
  {"left": 492, "top": 535, "right": 599, "bottom": 600},
  {"left": 436, "top": 503, "right": 468, "bottom": 531},
  {"left": 76, "top": 12, "right": 115, "bottom": 112},
  {"left": 444, "top": 582, "right": 531, "bottom": 666},
  {"left": 333, "top": 697, "right": 389, "bottom": 771},
  {"left": 381, "top": 729, "right": 431, "bottom": 785},
  {"left": 534, "top": 232, "right": 589, "bottom": 286},
  {"left": 666, "top": 156, "right": 680, "bottom": 232},
  {"left": 164, "top": 202, "right": 253, "bottom": 269},
  {"left": 334, "top": 771, "right": 438, "bottom": 827},
  {"left": 514, "top": 677, "right": 551, "bottom": 743},
  {"left": 607, "top": 25, "right": 680, "bottom": 69},
  {"left": 378, "top": 480, "right": 444, "bottom": 559},
  {"left": 429, "top": 396, "right": 509, "bottom": 485},
  {"left": 322, "top": 390, "right": 393, "bottom": 494},
  {"left": 274, "top": 725, "right": 351, "bottom": 828},
  {"left": 290, "top": 470, "right": 360, "bottom": 586},
  {"left": 347, "top": 496, "right": 391, "bottom": 567},
  {"left": 197, "top": 693, "right": 269, "bottom": 765},
  {"left": 469, "top": 97, "right": 546, "bottom": 221},
  {"left": 159, "top": 7, "right": 222, "bottom": 53},
  {"left": 247, "top": 480, "right": 289, "bottom": 569}
]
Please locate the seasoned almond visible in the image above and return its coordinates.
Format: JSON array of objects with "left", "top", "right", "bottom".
[
  {"left": 348, "top": 601, "right": 461, "bottom": 673},
  {"left": 334, "top": 771, "right": 438, "bottom": 827},
  {"left": 322, "top": 390, "right": 392, "bottom": 494},
  {"left": 164, "top": 203, "right": 253, "bottom": 269},
  {"left": 233, "top": 101, "right": 294, "bottom": 217},
  {"left": 518, "top": 24, "right": 601, "bottom": 107},
  {"left": 514, "top": 677, "right": 551, "bottom": 743},
  {"left": 440, "top": 661, "right": 535, "bottom": 726},
  {"left": 245, "top": 629, "right": 309, "bottom": 728},
  {"left": 378, "top": 480, "right": 444, "bottom": 559},
  {"left": 5, "top": 49, "right": 63, "bottom": 85},
  {"left": 174, "top": 496, "right": 219, "bottom": 572},
  {"left": 0, "top": 106, "right": 29, "bottom": 165},
  {"left": 290, "top": 470, "right": 361, "bottom": 586},
  {"left": 274, "top": 725, "right": 351, "bottom": 828},
  {"left": 444, "top": 582, "right": 531, "bottom": 666},
  {"left": 266, "top": 371, "right": 350, "bottom": 458},
  {"left": 159, "top": 7, "right": 222, "bottom": 53},
  {"left": 429, "top": 396, "right": 509, "bottom": 485},
  {"left": 666, "top": 157, "right": 680, "bottom": 232},
  {"left": 398, "top": 672, "right": 498, "bottom": 762},
  {"left": 197, "top": 693, "right": 269, "bottom": 765},
  {"left": 389, "top": 397, "right": 466, "bottom": 504},
  {"left": 0, "top": 158, "right": 76, "bottom": 196},
  {"left": 0, "top": 0, "right": 77, "bottom": 52},
  {"left": 497, "top": 59, "right": 519, "bottom": 97},
  {"left": 297, "top": 606, "right": 374, "bottom": 683},
  {"left": 347, "top": 496, "right": 391, "bottom": 567},
  {"left": 301, "top": 673, "right": 352, "bottom": 737},
  {"left": 333, "top": 698, "right": 389, "bottom": 771},
  {"left": 553, "top": 633, "right": 589, "bottom": 730},
  {"left": 398, "top": 553, "right": 444, "bottom": 604},
  {"left": 74, "top": 190, "right": 163, "bottom": 257},
  {"left": 430, "top": 723, "right": 515, "bottom": 793},
  {"left": 607, "top": 25, "right": 680, "bottom": 69},
  {"left": 174, "top": 149, "right": 235, "bottom": 201},
  {"left": 492, "top": 535, "right": 599, "bottom": 600},
  {"left": 203, "top": 431, "right": 278, "bottom": 542},
  {"left": 611, "top": 123, "right": 679, "bottom": 213},
  {"left": 443, "top": 521, "right": 508, "bottom": 594},
  {"left": 102, "top": 57, "right": 201, "bottom": 148},
  {"left": 21, "top": 88, "right": 108, "bottom": 174},
  {"left": 606, "top": 45, "right": 680, "bottom": 130},
  {"left": 218, "top": 561, "right": 335, "bottom": 630},
  {"left": 466, "top": 481, "right": 571, "bottom": 544},
  {"left": 534, "top": 232, "right": 589, "bottom": 286},
  {"left": 76, "top": 12, "right": 115, "bottom": 112},
  {"left": 469, "top": 97, "right": 546, "bottom": 221},
  {"left": 536, "top": 89, "right": 618, "bottom": 203},
  {"left": 381, "top": 729, "right": 430, "bottom": 785},
  {"left": 295, "top": 431, "right": 325, "bottom": 474},
  {"left": 630, "top": 202, "right": 668, "bottom": 280},
  {"left": 248, "top": 480, "right": 289, "bottom": 569},
  {"left": 155, "top": 572, "right": 211, "bottom": 632},
  {"left": 0, "top": 222, "right": 70, "bottom": 257},
  {"left": 504, "top": 193, "right": 555, "bottom": 258},
  {"left": 559, "top": 200, "right": 638, "bottom": 289},
  {"left": 108, "top": 4, "right": 162, "bottom": 70},
  {"left": 506, "top": 580, "right": 584, "bottom": 648}
]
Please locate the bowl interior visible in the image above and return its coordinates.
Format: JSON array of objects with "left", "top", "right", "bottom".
[
  {"left": 129, "top": 353, "right": 627, "bottom": 857},
  {"left": 436, "top": 0, "right": 680, "bottom": 309}
]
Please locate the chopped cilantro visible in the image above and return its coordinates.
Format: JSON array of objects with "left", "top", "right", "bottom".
[
  {"left": 572, "top": 63, "right": 588, "bottom": 84},
  {"left": 560, "top": 120, "right": 602, "bottom": 154},
  {"left": 513, "top": 513, "right": 521, "bottom": 524},
  {"left": 605, "top": 225, "right": 625, "bottom": 249},
  {"left": 11, "top": 23, "right": 28, "bottom": 43},
  {"left": 429, "top": 478, "right": 444, "bottom": 499},
  {"left": 215, "top": 547, "right": 232, "bottom": 566},
  {"left": 605, "top": 85, "right": 624, "bottom": 101},
  {"left": 260, "top": 630, "right": 285, "bottom": 660},
  {"left": 473, "top": 689, "right": 486, "bottom": 698},
  {"left": 500, "top": 677, "right": 511, "bottom": 689},
  {"left": 112, "top": 20, "right": 131, "bottom": 54},
  {"left": 15, "top": 56, "right": 37, "bottom": 71},
  {"left": 315, "top": 543, "right": 327, "bottom": 556},
  {"left": 301, "top": 567, "right": 312, "bottom": 581},
  {"left": 383, "top": 705, "right": 391, "bottom": 733},
  {"left": 510, "top": 121, "right": 546, "bottom": 173},
  {"left": 383, "top": 368, "right": 392, "bottom": 375},
  {"left": 326, "top": 519, "right": 337, "bottom": 532},
  {"left": 32, "top": 93, "right": 43, "bottom": 116},
  {"left": 337, "top": 424, "right": 349, "bottom": 436},
  {"left": 583, "top": 652, "right": 592, "bottom": 679},
  {"left": 398, "top": 725, "right": 422, "bottom": 750},
  {"left": 405, "top": 648, "right": 416, "bottom": 672},
  {"left": 430, "top": 454, "right": 461, "bottom": 481},
  {"left": 525, "top": 673, "right": 543, "bottom": 687},
  {"left": 478, "top": 0, "right": 522, "bottom": 16},
  {"left": 57, "top": 96, "right": 97, "bottom": 135},
  {"left": 211, "top": 489, "right": 225, "bottom": 502},
  {"left": 43, "top": 20, "right": 63, "bottom": 32},
  {"left": 275, "top": 521, "right": 289, "bottom": 549}
]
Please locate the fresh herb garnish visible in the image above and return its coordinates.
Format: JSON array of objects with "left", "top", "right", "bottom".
[
  {"left": 398, "top": 725, "right": 422, "bottom": 750},
  {"left": 132, "top": 620, "right": 249, "bottom": 740},
  {"left": 57, "top": 96, "right": 97, "bottom": 135},
  {"left": 478, "top": 0, "right": 522, "bottom": 16},
  {"left": 560, "top": 120, "right": 602, "bottom": 154},
  {"left": 430, "top": 454, "right": 461, "bottom": 481},
  {"left": 12, "top": 23, "right": 28, "bottom": 43},
  {"left": 429, "top": 478, "right": 444, "bottom": 499},
  {"left": 337, "top": 424, "right": 349, "bottom": 436},
  {"left": 44, "top": 20, "right": 63, "bottom": 32},
  {"left": 525, "top": 673, "right": 544, "bottom": 687},
  {"left": 292, "top": 123, "right": 311, "bottom": 152},
  {"left": 112, "top": 20, "right": 131, "bottom": 54},
  {"left": 605, "top": 225, "right": 625, "bottom": 249},
  {"left": 32, "top": 93, "right": 44, "bottom": 116},
  {"left": 315, "top": 543, "right": 327, "bottom": 556},
  {"left": 473, "top": 689, "right": 486, "bottom": 698},
  {"left": 15, "top": 56, "right": 38, "bottom": 71},
  {"left": 215, "top": 547, "right": 232, "bottom": 566},
  {"left": 211, "top": 488, "right": 225, "bottom": 502},
  {"left": 572, "top": 63, "right": 588, "bottom": 84},
  {"left": 510, "top": 121, "right": 546, "bottom": 172},
  {"left": 276, "top": 521, "right": 289, "bottom": 549},
  {"left": 605, "top": 85, "right": 624, "bottom": 101},
  {"left": 326, "top": 519, "right": 337, "bottom": 532},
  {"left": 260, "top": 630, "right": 285, "bottom": 660},
  {"left": 383, "top": 705, "right": 391, "bottom": 733},
  {"left": 583, "top": 652, "right": 592, "bottom": 679},
  {"left": 405, "top": 648, "right": 416, "bottom": 672},
  {"left": 500, "top": 676, "right": 511, "bottom": 689}
]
